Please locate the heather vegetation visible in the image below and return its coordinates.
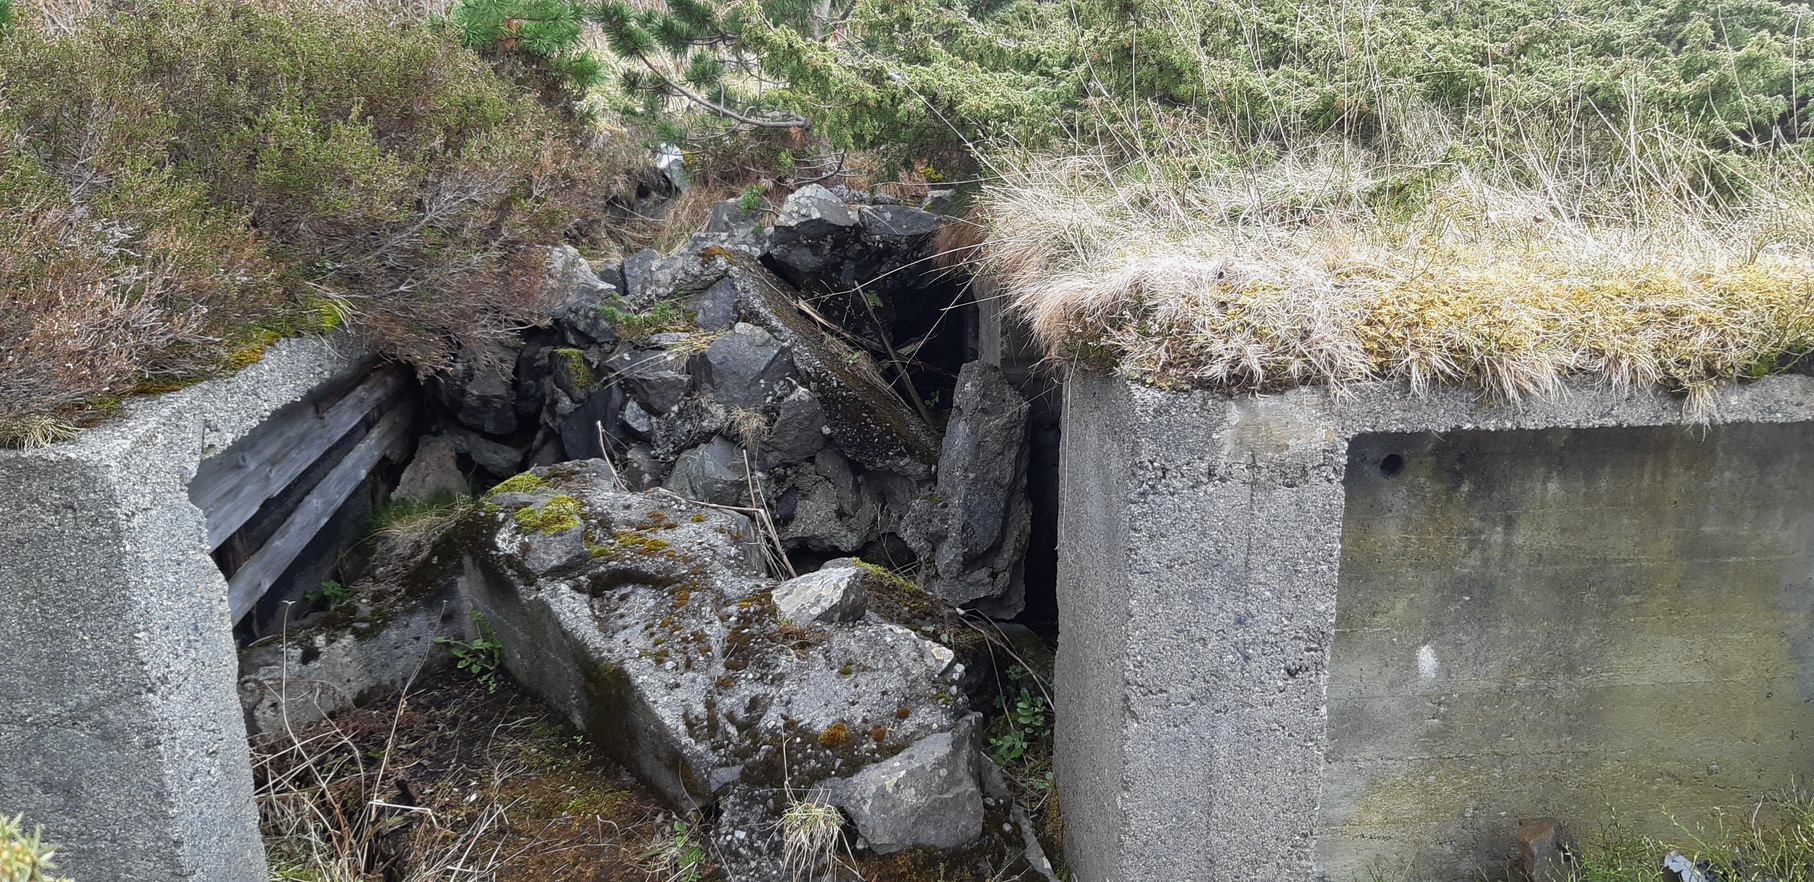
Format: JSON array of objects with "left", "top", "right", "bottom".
[{"left": 0, "top": 0, "right": 600, "bottom": 446}]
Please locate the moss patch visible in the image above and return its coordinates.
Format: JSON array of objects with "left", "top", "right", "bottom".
[
  {"left": 512, "top": 494, "right": 584, "bottom": 534},
  {"left": 487, "top": 472, "right": 549, "bottom": 497}
]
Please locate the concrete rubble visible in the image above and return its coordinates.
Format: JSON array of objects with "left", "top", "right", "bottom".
[{"left": 459, "top": 461, "right": 1042, "bottom": 875}]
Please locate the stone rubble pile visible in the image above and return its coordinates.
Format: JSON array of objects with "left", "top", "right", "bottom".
[{"left": 415, "top": 184, "right": 1032, "bottom": 616}]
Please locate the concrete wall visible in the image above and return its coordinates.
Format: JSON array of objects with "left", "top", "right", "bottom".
[
  {"left": 0, "top": 336, "right": 359, "bottom": 882},
  {"left": 1056, "top": 374, "right": 1814, "bottom": 882}
]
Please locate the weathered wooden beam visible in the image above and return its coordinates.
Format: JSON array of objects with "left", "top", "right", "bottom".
[
  {"left": 226, "top": 402, "right": 417, "bottom": 623},
  {"left": 191, "top": 365, "right": 409, "bottom": 548}
]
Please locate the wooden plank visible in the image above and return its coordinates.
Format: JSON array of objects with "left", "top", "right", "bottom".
[
  {"left": 192, "top": 365, "right": 409, "bottom": 548},
  {"left": 227, "top": 402, "right": 416, "bottom": 624}
]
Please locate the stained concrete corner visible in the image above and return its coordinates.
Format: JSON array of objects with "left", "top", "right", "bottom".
[
  {"left": 1057, "top": 373, "right": 1814, "bottom": 881},
  {"left": 0, "top": 336, "right": 360, "bottom": 881}
]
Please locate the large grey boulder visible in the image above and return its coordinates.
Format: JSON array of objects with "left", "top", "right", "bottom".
[
  {"left": 692, "top": 322, "right": 796, "bottom": 409},
  {"left": 825, "top": 713, "right": 985, "bottom": 855},
  {"left": 460, "top": 462, "right": 981, "bottom": 873},
  {"left": 650, "top": 396, "right": 728, "bottom": 460},
  {"left": 621, "top": 247, "right": 663, "bottom": 305},
  {"left": 394, "top": 434, "right": 467, "bottom": 503},
  {"left": 546, "top": 245, "right": 621, "bottom": 347},
  {"left": 902, "top": 361, "right": 1032, "bottom": 616},
  {"left": 608, "top": 347, "right": 692, "bottom": 416},
  {"left": 766, "top": 184, "right": 860, "bottom": 282},
  {"left": 445, "top": 424, "right": 528, "bottom": 476},
  {"left": 688, "top": 275, "right": 741, "bottom": 331},
  {"left": 759, "top": 384, "right": 829, "bottom": 467}
]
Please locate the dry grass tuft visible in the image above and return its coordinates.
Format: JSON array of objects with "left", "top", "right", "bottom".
[
  {"left": 976, "top": 0, "right": 1814, "bottom": 411},
  {"left": 984, "top": 144, "right": 1814, "bottom": 412},
  {"left": 778, "top": 799, "right": 846, "bottom": 882}
]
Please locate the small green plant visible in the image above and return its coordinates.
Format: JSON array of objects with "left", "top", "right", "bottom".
[
  {"left": 0, "top": 814, "right": 70, "bottom": 882},
  {"left": 736, "top": 184, "right": 765, "bottom": 213},
  {"left": 645, "top": 817, "right": 706, "bottom": 882},
  {"left": 987, "top": 665, "right": 1050, "bottom": 765},
  {"left": 305, "top": 580, "right": 349, "bottom": 612},
  {"left": 436, "top": 611, "right": 504, "bottom": 692},
  {"left": 601, "top": 299, "right": 692, "bottom": 341}
]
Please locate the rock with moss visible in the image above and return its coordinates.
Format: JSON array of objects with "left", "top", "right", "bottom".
[{"left": 460, "top": 461, "right": 1020, "bottom": 876}]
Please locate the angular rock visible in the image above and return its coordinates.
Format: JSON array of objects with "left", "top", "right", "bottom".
[
  {"left": 546, "top": 245, "right": 621, "bottom": 347},
  {"left": 435, "top": 337, "right": 520, "bottom": 435},
  {"left": 617, "top": 443, "right": 667, "bottom": 490},
  {"left": 825, "top": 713, "right": 984, "bottom": 855},
  {"left": 766, "top": 184, "right": 861, "bottom": 282},
  {"left": 901, "top": 361, "right": 1032, "bottom": 616},
  {"left": 772, "top": 559, "right": 870, "bottom": 625},
  {"left": 445, "top": 424, "right": 528, "bottom": 476},
  {"left": 706, "top": 198, "right": 767, "bottom": 237},
  {"left": 621, "top": 400, "right": 654, "bottom": 440},
  {"left": 664, "top": 436, "right": 748, "bottom": 507},
  {"left": 650, "top": 396, "right": 728, "bottom": 461},
  {"left": 459, "top": 464, "right": 976, "bottom": 872},
  {"left": 394, "top": 435, "right": 467, "bottom": 502},
  {"left": 778, "top": 448, "right": 882, "bottom": 553},
  {"left": 549, "top": 346, "right": 602, "bottom": 401},
  {"left": 692, "top": 322, "right": 796, "bottom": 409},
  {"left": 759, "top": 385, "right": 829, "bottom": 468},
  {"left": 622, "top": 247, "right": 663, "bottom": 305},
  {"left": 688, "top": 275, "right": 741, "bottom": 332},
  {"left": 860, "top": 204, "right": 941, "bottom": 241},
  {"left": 558, "top": 383, "right": 620, "bottom": 461},
  {"left": 627, "top": 239, "right": 739, "bottom": 307},
  {"left": 609, "top": 347, "right": 692, "bottom": 416}
]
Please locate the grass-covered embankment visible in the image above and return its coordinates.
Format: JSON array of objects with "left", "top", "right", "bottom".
[{"left": 977, "top": 0, "right": 1814, "bottom": 409}]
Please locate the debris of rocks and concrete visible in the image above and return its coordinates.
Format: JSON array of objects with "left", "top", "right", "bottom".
[
  {"left": 424, "top": 185, "right": 1034, "bottom": 615},
  {"left": 459, "top": 461, "right": 1041, "bottom": 877}
]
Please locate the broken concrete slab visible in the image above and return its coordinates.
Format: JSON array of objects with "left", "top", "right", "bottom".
[{"left": 459, "top": 462, "right": 982, "bottom": 872}]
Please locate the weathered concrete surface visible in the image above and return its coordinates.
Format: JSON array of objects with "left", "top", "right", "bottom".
[
  {"left": 1323, "top": 424, "right": 1814, "bottom": 879},
  {"left": 1057, "top": 373, "right": 1814, "bottom": 882},
  {"left": 0, "top": 335, "right": 360, "bottom": 882}
]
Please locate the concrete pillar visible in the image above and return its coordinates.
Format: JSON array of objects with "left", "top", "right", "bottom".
[
  {"left": 1057, "top": 375, "right": 1346, "bottom": 881},
  {"left": 0, "top": 337, "right": 355, "bottom": 881}
]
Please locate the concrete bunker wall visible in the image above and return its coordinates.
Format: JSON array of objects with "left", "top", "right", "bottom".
[
  {"left": 1056, "top": 373, "right": 1814, "bottom": 882},
  {"left": 0, "top": 336, "right": 390, "bottom": 882}
]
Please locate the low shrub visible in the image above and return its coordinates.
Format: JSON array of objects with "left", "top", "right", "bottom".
[{"left": 0, "top": 0, "right": 604, "bottom": 444}]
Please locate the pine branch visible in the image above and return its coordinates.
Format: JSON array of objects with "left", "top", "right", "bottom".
[{"left": 634, "top": 54, "right": 809, "bottom": 128}]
